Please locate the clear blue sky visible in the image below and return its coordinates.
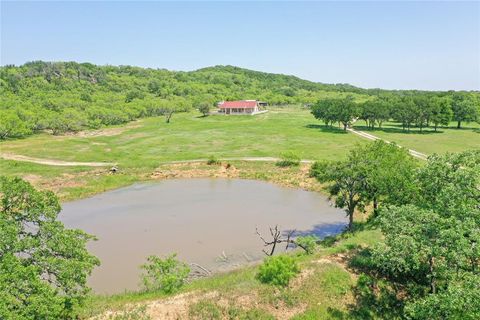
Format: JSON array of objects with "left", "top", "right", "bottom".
[{"left": 1, "top": 1, "right": 479, "bottom": 90}]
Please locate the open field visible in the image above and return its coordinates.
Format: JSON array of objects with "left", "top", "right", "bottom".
[
  {"left": 1, "top": 106, "right": 478, "bottom": 200},
  {"left": 0, "top": 107, "right": 365, "bottom": 165},
  {"left": 354, "top": 120, "right": 479, "bottom": 155}
]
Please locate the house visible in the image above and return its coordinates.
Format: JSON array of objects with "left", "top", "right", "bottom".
[{"left": 217, "top": 100, "right": 267, "bottom": 115}]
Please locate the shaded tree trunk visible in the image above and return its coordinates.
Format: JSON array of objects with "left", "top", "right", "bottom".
[
  {"left": 347, "top": 195, "right": 356, "bottom": 230},
  {"left": 165, "top": 111, "right": 174, "bottom": 123},
  {"left": 373, "top": 196, "right": 378, "bottom": 217},
  {"left": 457, "top": 120, "right": 461, "bottom": 129}
]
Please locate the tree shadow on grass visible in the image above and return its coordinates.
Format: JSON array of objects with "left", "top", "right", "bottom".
[
  {"left": 283, "top": 222, "right": 348, "bottom": 239},
  {"left": 305, "top": 124, "right": 348, "bottom": 134},
  {"left": 325, "top": 248, "right": 406, "bottom": 319},
  {"left": 353, "top": 124, "right": 443, "bottom": 135}
]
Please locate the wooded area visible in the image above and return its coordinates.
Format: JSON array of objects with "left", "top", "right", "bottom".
[{"left": 2, "top": 61, "right": 478, "bottom": 139}]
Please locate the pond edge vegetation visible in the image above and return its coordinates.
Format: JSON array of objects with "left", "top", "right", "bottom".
[{"left": 2, "top": 141, "right": 479, "bottom": 319}]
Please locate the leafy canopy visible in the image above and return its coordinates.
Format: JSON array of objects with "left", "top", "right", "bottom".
[
  {"left": 256, "top": 255, "right": 300, "bottom": 287},
  {"left": 369, "top": 150, "right": 480, "bottom": 319},
  {"left": 310, "top": 140, "right": 417, "bottom": 229},
  {"left": 140, "top": 253, "right": 190, "bottom": 294},
  {"left": 0, "top": 176, "right": 100, "bottom": 319}
]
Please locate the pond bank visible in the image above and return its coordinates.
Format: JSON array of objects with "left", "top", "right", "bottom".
[
  {"left": 18, "top": 160, "right": 327, "bottom": 201},
  {"left": 60, "top": 178, "right": 347, "bottom": 294}
]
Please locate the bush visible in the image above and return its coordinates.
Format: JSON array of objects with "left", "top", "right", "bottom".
[
  {"left": 295, "top": 235, "right": 319, "bottom": 254},
  {"left": 206, "top": 155, "right": 220, "bottom": 165},
  {"left": 257, "top": 255, "right": 299, "bottom": 287},
  {"left": 276, "top": 151, "right": 300, "bottom": 167},
  {"left": 198, "top": 102, "right": 211, "bottom": 116},
  {"left": 189, "top": 300, "right": 222, "bottom": 320},
  {"left": 140, "top": 253, "right": 190, "bottom": 294}
]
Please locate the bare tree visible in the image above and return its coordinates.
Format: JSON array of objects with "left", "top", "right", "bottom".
[{"left": 255, "top": 225, "right": 308, "bottom": 256}]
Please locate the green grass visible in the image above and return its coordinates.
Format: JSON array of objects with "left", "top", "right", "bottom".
[
  {"left": 1, "top": 107, "right": 363, "bottom": 166},
  {"left": 1, "top": 106, "right": 477, "bottom": 201},
  {"left": 2, "top": 107, "right": 477, "bottom": 169},
  {"left": 354, "top": 121, "right": 479, "bottom": 155}
]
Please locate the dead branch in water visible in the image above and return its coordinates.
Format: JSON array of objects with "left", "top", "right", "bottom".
[
  {"left": 255, "top": 225, "right": 308, "bottom": 256},
  {"left": 187, "top": 263, "right": 212, "bottom": 281}
]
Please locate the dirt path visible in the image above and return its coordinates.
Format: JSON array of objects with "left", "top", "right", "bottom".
[
  {"left": 1, "top": 128, "right": 428, "bottom": 168},
  {"left": 165, "top": 157, "right": 314, "bottom": 164},
  {"left": 0, "top": 153, "right": 115, "bottom": 167},
  {"left": 347, "top": 128, "right": 428, "bottom": 160},
  {"left": 0, "top": 154, "right": 313, "bottom": 167}
]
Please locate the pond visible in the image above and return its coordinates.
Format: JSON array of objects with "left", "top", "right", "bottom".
[{"left": 59, "top": 178, "right": 347, "bottom": 294}]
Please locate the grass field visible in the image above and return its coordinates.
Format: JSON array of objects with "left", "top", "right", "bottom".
[
  {"left": 354, "top": 120, "right": 479, "bottom": 155},
  {"left": 0, "top": 107, "right": 366, "bottom": 165},
  {"left": 1, "top": 106, "right": 478, "bottom": 200}
]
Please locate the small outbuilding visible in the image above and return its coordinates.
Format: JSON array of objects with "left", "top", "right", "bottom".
[{"left": 217, "top": 100, "right": 267, "bottom": 115}]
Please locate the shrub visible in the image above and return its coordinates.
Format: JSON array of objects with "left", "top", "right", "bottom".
[
  {"left": 257, "top": 255, "right": 300, "bottom": 287},
  {"left": 276, "top": 151, "right": 300, "bottom": 167},
  {"left": 206, "top": 155, "right": 220, "bottom": 165},
  {"left": 189, "top": 300, "right": 222, "bottom": 320},
  {"left": 198, "top": 102, "right": 211, "bottom": 116},
  {"left": 140, "top": 253, "right": 190, "bottom": 294},
  {"left": 295, "top": 235, "right": 319, "bottom": 254}
]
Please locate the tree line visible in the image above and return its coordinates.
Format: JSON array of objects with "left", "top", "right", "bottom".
[
  {"left": 2, "top": 61, "right": 479, "bottom": 140},
  {"left": 310, "top": 143, "right": 480, "bottom": 319},
  {"left": 311, "top": 92, "right": 480, "bottom": 131},
  {"left": 0, "top": 61, "right": 367, "bottom": 139}
]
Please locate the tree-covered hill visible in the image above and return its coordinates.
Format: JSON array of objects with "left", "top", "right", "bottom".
[
  {"left": 0, "top": 61, "right": 478, "bottom": 139},
  {"left": 0, "top": 61, "right": 371, "bottom": 138}
]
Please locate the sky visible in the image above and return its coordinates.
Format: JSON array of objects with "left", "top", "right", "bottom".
[{"left": 1, "top": 1, "right": 479, "bottom": 91}]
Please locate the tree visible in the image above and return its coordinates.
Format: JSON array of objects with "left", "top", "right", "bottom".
[
  {"left": 412, "top": 95, "right": 431, "bottom": 132},
  {"left": 311, "top": 96, "right": 358, "bottom": 130},
  {"left": 310, "top": 98, "right": 339, "bottom": 127},
  {"left": 451, "top": 94, "right": 479, "bottom": 128},
  {"left": 392, "top": 97, "right": 418, "bottom": 131},
  {"left": 154, "top": 97, "right": 192, "bottom": 123},
  {"left": 197, "top": 101, "right": 211, "bottom": 117},
  {"left": 359, "top": 99, "right": 390, "bottom": 129},
  {"left": 354, "top": 141, "right": 417, "bottom": 215},
  {"left": 125, "top": 89, "right": 145, "bottom": 103},
  {"left": 310, "top": 141, "right": 417, "bottom": 228},
  {"left": 336, "top": 96, "right": 359, "bottom": 130},
  {"left": 47, "top": 108, "right": 86, "bottom": 134},
  {"left": 405, "top": 273, "right": 480, "bottom": 320},
  {"left": 366, "top": 150, "right": 480, "bottom": 318},
  {"left": 0, "top": 177, "right": 99, "bottom": 319},
  {"left": 373, "top": 205, "right": 450, "bottom": 294},
  {"left": 310, "top": 158, "right": 366, "bottom": 230},
  {"left": 0, "top": 109, "right": 31, "bottom": 139},
  {"left": 430, "top": 97, "right": 452, "bottom": 131}
]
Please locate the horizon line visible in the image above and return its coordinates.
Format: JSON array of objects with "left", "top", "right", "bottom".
[{"left": 2, "top": 60, "right": 479, "bottom": 93}]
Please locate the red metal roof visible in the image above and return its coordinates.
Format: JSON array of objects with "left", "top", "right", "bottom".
[{"left": 218, "top": 100, "right": 257, "bottom": 109}]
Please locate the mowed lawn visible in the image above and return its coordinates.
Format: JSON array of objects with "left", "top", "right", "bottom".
[
  {"left": 0, "top": 107, "right": 366, "bottom": 170},
  {"left": 354, "top": 121, "right": 479, "bottom": 155}
]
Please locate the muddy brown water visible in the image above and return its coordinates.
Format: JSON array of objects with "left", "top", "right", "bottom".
[{"left": 59, "top": 178, "right": 347, "bottom": 294}]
